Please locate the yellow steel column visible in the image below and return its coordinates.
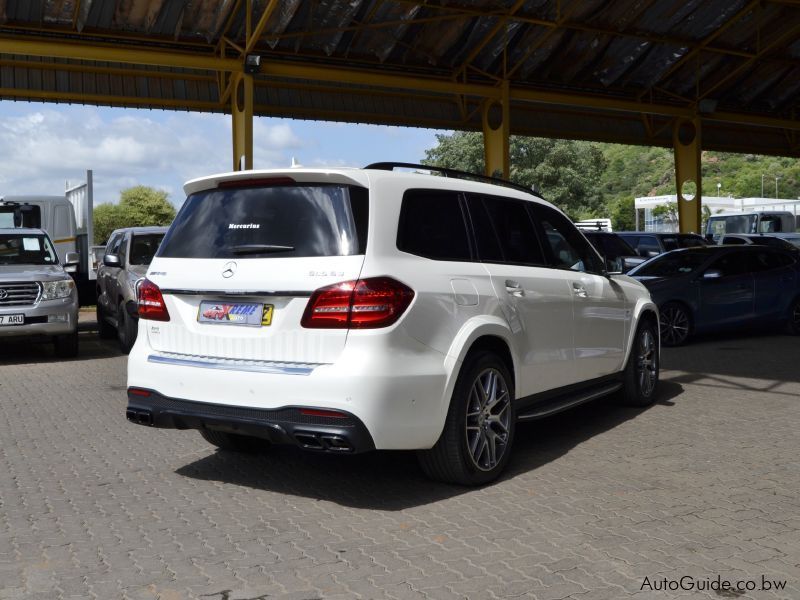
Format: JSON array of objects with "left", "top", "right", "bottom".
[
  {"left": 231, "top": 71, "right": 254, "bottom": 171},
  {"left": 673, "top": 117, "right": 702, "bottom": 233},
  {"left": 482, "top": 81, "right": 510, "bottom": 179}
]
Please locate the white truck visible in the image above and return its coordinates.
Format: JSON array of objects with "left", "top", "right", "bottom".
[{"left": 0, "top": 170, "right": 98, "bottom": 283}]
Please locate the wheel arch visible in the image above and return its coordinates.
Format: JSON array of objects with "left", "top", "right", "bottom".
[{"left": 622, "top": 299, "right": 660, "bottom": 368}]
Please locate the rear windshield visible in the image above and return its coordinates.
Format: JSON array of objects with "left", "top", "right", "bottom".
[
  {"left": 0, "top": 233, "right": 58, "bottom": 265},
  {"left": 633, "top": 249, "right": 710, "bottom": 277},
  {"left": 158, "top": 184, "right": 368, "bottom": 259},
  {"left": 129, "top": 234, "right": 165, "bottom": 265},
  {"left": 0, "top": 205, "right": 41, "bottom": 229}
]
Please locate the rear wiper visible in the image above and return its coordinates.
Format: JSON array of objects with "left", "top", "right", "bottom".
[{"left": 229, "top": 244, "right": 295, "bottom": 255}]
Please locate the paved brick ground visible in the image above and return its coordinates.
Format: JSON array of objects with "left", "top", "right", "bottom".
[{"left": 1, "top": 330, "right": 799, "bottom": 600}]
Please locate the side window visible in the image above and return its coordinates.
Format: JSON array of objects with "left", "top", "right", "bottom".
[
  {"left": 467, "top": 194, "right": 545, "bottom": 266},
  {"left": 638, "top": 236, "right": 660, "bottom": 256},
  {"left": 118, "top": 235, "right": 129, "bottom": 264},
  {"left": 661, "top": 237, "right": 678, "bottom": 251},
  {"left": 396, "top": 190, "right": 471, "bottom": 261},
  {"left": 105, "top": 234, "right": 121, "bottom": 256},
  {"left": 723, "top": 236, "right": 746, "bottom": 245},
  {"left": 530, "top": 204, "right": 604, "bottom": 273},
  {"left": 748, "top": 250, "right": 788, "bottom": 272},
  {"left": 708, "top": 251, "right": 751, "bottom": 277}
]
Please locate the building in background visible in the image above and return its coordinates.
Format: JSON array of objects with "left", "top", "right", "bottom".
[{"left": 634, "top": 195, "right": 800, "bottom": 232}]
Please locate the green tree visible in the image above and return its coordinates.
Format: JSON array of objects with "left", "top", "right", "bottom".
[
  {"left": 423, "top": 132, "right": 608, "bottom": 219},
  {"left": 609, "top": 196, "right": 636, "bottom": 231},
  {"left": 93, "top": 186, "right": 176, "bottom": 244}
]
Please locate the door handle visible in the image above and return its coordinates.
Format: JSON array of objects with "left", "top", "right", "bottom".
[
  {"left": 505, "top": 280, "right": 524, "bottom": 297},
  {"left": 572, "top": 282, "right": 588, "bottom": 298}
]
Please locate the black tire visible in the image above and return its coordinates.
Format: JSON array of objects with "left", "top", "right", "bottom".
[
  {"left": 659, "top": 302, "right": 691, "bottom": 346},
  {"left": 96, "top": 303, "right": 116, "bottom": 339},
  {"left": 619, "top": 318, "right": 659, "bottom": 407},
  {"left": 117, "top": 300, "right": 138, "bottom": 354},
  {"left": 199, "top": 429, "right": 267, "bottom": 453},
  {"left": 418, "top": 351, "right": 515, "bottom": 486},
  {"left": 54, "top": 331, "right": 79, "bottom": 358},
  {"left": 787, "top": 296, "right": 800, "bottom": 336}
]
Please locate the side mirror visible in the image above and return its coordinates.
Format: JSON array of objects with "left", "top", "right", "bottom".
[
  {"left": 103, "top": 254, "right": 121, "bottom": 268},
  {"left": 647, "top": 250, "right": 660, "bottom": 258},
  {"left": 64, "top": 251, "right": 80, "bottom": 265},
  {"left": 703, "top": 269, "right": 723, "bottom": 279}
]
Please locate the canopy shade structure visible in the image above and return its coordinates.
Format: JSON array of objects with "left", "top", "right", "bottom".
[{"left": 0, "top": 0, "right": 797, "bottom": 156}]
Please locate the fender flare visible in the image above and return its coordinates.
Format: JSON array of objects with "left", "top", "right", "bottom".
[{"left": 623, "top": 299, "right": 660, "bottom": 367}]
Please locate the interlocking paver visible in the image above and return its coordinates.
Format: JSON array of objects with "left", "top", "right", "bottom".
[{"left": 1, "top": 331, "right": 799, "bottom": 599}]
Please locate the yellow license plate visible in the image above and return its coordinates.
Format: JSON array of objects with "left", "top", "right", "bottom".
[{"left": 261, "top": 304, "right": 274, "bottom": 326}]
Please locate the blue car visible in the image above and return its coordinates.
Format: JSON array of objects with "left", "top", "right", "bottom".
[{"left": 628, "top": 245, "right": 800, "bottom": 346}]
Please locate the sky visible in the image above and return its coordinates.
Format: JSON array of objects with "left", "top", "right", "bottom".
[{"left": 0, "top": 101, "right": 447, "bottom": 207}]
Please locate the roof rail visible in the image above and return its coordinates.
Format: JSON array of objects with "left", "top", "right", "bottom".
[{"left": 364, "top": 162, "right": 540, "bottom": 196}]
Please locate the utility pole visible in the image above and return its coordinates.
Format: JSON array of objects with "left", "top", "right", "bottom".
[{"left": 775, "top": 176, "right": 781, "bottom": 199}]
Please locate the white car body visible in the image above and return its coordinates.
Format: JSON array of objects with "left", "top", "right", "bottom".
[{"left": 127, "top": 167, "right": 658, "bottom": 481}]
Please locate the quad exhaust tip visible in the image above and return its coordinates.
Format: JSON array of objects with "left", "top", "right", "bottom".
[
  {"left": 294, "top": 432, "right": 353, "bottom": 452},
  {"left": 126, "top": 408, "right": 154, "bottom": 426}
]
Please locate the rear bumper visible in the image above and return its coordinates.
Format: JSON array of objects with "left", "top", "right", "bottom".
[{"left": 126, "top": 389, "right": 375, "bottom": 453}]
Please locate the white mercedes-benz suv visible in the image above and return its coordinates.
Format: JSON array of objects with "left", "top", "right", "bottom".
[{"left": 127, "top": 164, "right": 659, "bottom": 485}]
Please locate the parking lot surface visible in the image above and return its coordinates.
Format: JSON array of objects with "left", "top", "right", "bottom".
[{"left": 1, "top": 330, "right": 799, "bottom": 600}]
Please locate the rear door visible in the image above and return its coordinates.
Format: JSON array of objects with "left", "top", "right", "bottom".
[
  {"left": 466, "top": 194, "right": 576, "bottom": 395},
  {"left": 531, "top": 204, "right": 628, "bottom": 381},
  {"left": 146, "top": 182, "right": 368, "bottom": 365},
  {"left": 748, "top": 249, "right": 796, "bottom": 322},
  {"left": 698, "top": 249, "right": 754, "bottom": 326}
]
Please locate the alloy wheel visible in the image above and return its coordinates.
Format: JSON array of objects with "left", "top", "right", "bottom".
[
  {"left": 636, "top": 328, "right": 658, "bottom": 397},
  {"left": 465, "top": 368, "right": 511, "bottom": 472},
  {"left": 660, "top": 305, "right": 689, "bottom": 345}
]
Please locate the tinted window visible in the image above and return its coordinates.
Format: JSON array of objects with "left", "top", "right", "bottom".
[
  {"left": 130, "top": 234, "right": 166, "bottom": 266},
  {"left": 160, "top": 184, "right": 368, "bottom": 259},
  {"left": 661, "top": 237, "right": 678, "bottom": 251},
  {"left": 397, "top": 190, "right": 471, "bottom": 261},
  {"left": 707, "top": 251, "right": 751, "bottom": 277},
  {"left": 531, "top": 205, "right": 604, "bottom": 273},
  {"left": 105, "top": 233, "right": 122, "bottom": 256},
  {"left": 722, "top": 236, "right": 747, "bottom": 245},
  {"left": 0, "top": 205, "right": 41, "bottom": 228},
  {"left": 632, "top": 250, "right": 710, "bottom": 277},
  {"left": 748, "top": 249, "right": 789, "bottom": 273},
  {"left": 468, "top": 195, "right": 544, "bottom": 265},
  {"left": 637, "top": 236, "right": 660, "bottom": 255},
  {"left": 584, "top": 233, "right": 636, "bottom": 259},
  {"left": 678, "top": 235, "right": 706, "bottom": 248}
]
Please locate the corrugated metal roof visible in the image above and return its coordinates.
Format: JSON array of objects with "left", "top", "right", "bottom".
[{"left": 0, "top": 0, "right": 797, "bottom": 156}]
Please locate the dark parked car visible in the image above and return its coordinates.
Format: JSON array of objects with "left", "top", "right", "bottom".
[
  {"left": 617, "top": 232, "right": 708, "bottom": 258},
  {"left": 628, "top": 246, "right": 800, "bottom": 345},
  {"left": 581, "top": 231, "right": 645, "bottom": 273},
  {"left": 719, "top": 233, "right": 800, "bottom": 251}
]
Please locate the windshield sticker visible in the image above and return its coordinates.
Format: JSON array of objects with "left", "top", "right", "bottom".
[
  {"left": 228, "top": 223, "right": 261, "bottom": 229},
  {"left": 22, "top": 237, "right": 40, "bottom": 251}
]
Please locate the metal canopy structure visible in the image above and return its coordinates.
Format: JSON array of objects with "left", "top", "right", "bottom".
[{"left": 0, "top": 0, "right": 799, "bottom": 232}]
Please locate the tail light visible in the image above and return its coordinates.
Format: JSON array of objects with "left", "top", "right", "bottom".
[
  {"left": 301, "top": 276, "right": 414, "bottom": 329},
  {"left": 137, "top": 278, "right": 170, "bottom": 322}
]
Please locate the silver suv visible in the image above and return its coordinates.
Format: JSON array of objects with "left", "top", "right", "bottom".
[
  {"left": 96, "top": 227, "right": 167, "bottom": 353},
  {"left": 0, "top": 228, "right": 79, "bottom": 357}
]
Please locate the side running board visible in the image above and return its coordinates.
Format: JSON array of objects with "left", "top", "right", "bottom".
[{"left": 516, "top": 382, "right": 622, "bottom": 421}]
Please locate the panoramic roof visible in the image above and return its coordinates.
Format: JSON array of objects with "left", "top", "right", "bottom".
[{"left": 0, "top": 0, "right": 798, "bottom": 156}]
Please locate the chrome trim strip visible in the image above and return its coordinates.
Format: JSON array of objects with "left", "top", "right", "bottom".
[
  {"left": 160, "top": 289, "right": 312, "bottom": 297},
  {"left": 147, "top": 354, "right": 320, "bottom": 375}
]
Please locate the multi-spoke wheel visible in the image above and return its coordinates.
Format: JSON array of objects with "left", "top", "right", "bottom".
[
  {"left": 418, "top": 351, "right": 516, "bottom": 486},
  {"left": 620, "top": 318, "right": 659, "bottom": 407},
  {"left": 659, "top": 302, "right": 691, "bottom": 346},
  {"left": 787, "top": 297, "right": 800, "bottom": 336},
  {"left": 465, "top": 368, "right": 512, "bottom": 472}
]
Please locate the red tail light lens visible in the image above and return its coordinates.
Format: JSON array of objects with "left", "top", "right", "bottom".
[
  {"left": 137, "top": 278, "right": 171, "bottom": 322},
  {"left": 301, "top": 277, "right": 414, "bottom": 329}
]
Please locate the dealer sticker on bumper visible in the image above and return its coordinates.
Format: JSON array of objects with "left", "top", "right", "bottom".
[{"left": 198, "top": 301, "right": 273, "bottom": 327}]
